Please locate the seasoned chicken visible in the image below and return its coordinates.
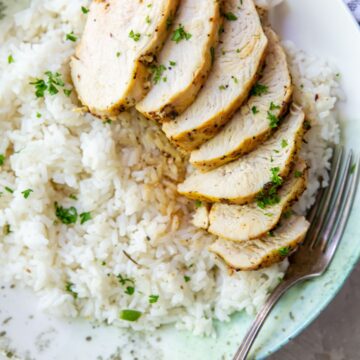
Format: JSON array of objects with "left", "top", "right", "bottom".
[
  {"left": 178, "top": 108, "right": 305, "bottom": 204},
  {"left": 208, "top": 159, "right": 308, "bottom": 241},
  {"left": 209, "top": 215, "right": 310, "bottom": 271},
  {"left": 71, "top": 0, "right": 179, "bottom": 118},
  {"left": 162, "top": 0, "right": 268, "bottom": 151},
  {"left": 190, "top": 27, "right": 292, "bottom": 170},
  {"left": 191, "top": 204, "right": 210, "bottom": 229},
  {"left": 136, "top": 0, "right": 221, "bottom": 122}
]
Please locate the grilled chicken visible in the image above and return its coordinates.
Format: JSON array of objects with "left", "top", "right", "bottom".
[
  {"left": 190, "top": 27, "right": 292, "bottom": 170},
  {"left": 209, "top": 215, "right": 310, "bottom": 270},
  {"left": 162, "top": 0, "right": 268, "bottom": 151},
  {"left": 178, "top": 108, "right": 305, "bottom": 204},
  {"left": 71, "top": 0, "right": 179, "bottom": 118},
  {"left": 191, "top": 204, "right": 210, "bottom": 229},
  {"left": 208, "top": 159, "right": 308, "bottom": 241},
  {"left": 136, "top": 0, "right": 221, "bottom": 122}
]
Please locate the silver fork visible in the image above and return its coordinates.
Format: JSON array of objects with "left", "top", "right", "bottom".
[{"left": 233, "top": 146, "right": 360, "bottom": 360}]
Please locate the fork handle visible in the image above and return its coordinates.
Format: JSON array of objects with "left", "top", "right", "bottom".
[{"left": 233, "top": 276, "right": 304, "bottom": 360}]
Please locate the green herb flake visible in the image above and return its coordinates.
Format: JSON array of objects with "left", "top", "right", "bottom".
[
  {"left": 117, "top": 274, "right": 135, "bottom": 286},
  {"left": 63, "top": 89, "right": 72, "bottom": 97},
  {"left": 150, "top": 64, "right": 167, "bottom": 84},
  {"left": 79, "top": 212, "right": 91, "bottom": 225},
  {"left": 101, "top": 261, "right": 106, "bottom": 266},
  {"left": 283, "top": 210, "right": 293, "bottom": 219},
  {"left": 219, "top": 85, "right": 226, "bottom": 90},
  {"left": 29, "top": 78, "right": 47, "bottom": 98},
  {"left": 281, "top": 139, "right": 288, "bottom": 148},
  {"left": 251, "top": 106, "right": 259, "bottom": 115},
  {"left": 0, "top": 154, "right": 5, "bottom": 166},
  {"left": 171, "top": 24, "right": 192, "bottom": 44},
  {"left": 129, "top": 30, "right": 141, "bottom": 42},
  {"left": 149, "top": 294, "right": 159, "bottom": 304},
  {"left": 55, "top": 202, "right": 78, "bottom": 224},
  {"left": 166, "top": 14, "right": 173, "bottom": 30},
  {"left": 36, "top": 112, "right": 42, "bottom": 118},
  {"left": 81, "top": 6, "right": 89, "bottom": 14},
  {"left": 256, "top": 191, "right": 280, "bottom": 209},
  {"left": 184, "top": 275, "right": 191, "bottom": 283},
  {"left": 224, "top": 12, "right": 238, "bottom": 21},
  {"left": 116, "top": 51, "right": 121, "bottom": 58},
  {"left": 65, "top": 281, "right": 78, "bottom": 299},
  {"left": 267, "top": 111, "right": 279, "bottom": 129},
  {"left": 294, "top": 170, "right": 303, "bottom": 178},
  {"left": 69, "top": 194, "right": 78, "bottom": 200},
  {"left": 4, "top": 186, "right": 13, "bottom": 194},
  {"left": 303, "top": 120, "right": 311, "bottom": 130},
  {"left": 278, "top": 246, "right": 290, "bottom": 257},
  {"left": 218, "top": 24, "right": 224, "bottom": 36},
  {"left": 119, "top": 309, "right": 142, "bottom": 322},
  {"left": 250, "top": 83, "right": 269, "bottom": 96},
  {"left": 194, "top": 200, "right": 202, "bottom": 208},
  {"left": 269, "top": 102, "right": 280, "bottom": 111},
  {"left": 21, "top": 189, "right": 33, "bottom": 199},
  {"left": 210, "top": 46, "right": 215, "bottom": 65},
  {"left": 350, "top": 164, "right": 356, "bottom": 174},
  {"left": 145, "top": 15, "right": 151, "bottom": 24},
  {"left": 3, "top": 224, "right": 11, "bottom": 235},
  {"left": 104, "top": 119, "right": 112, "bottom": 125},
  {"left": 66, "top": 31, "right": 77, "bottom": 42},
  {"left": 271, "top": 167, "right": 283, "bottom": 186},
  {"left": 231, "top": 76, "right": 239, "bottom": 84},
  {"left": 169, "top": 60, "right": 176, "bottom": 66},
  {"left": 125, "top": 286, "right": 135, "bottom": 295},
  {"left": 7, "top": 55, "right": 14, "bottom": 64}
]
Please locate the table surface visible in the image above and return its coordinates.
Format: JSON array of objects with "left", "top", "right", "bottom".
[{"left": 269, "top": 261, "right": 360, "bottom": 359}]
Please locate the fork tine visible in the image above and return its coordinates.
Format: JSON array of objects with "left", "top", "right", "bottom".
[
  {"left": 323, "top": 156, "right": 360, "bottom": 259},
  {"left": 306, "top": 146, "right": 344, "bottom": 248},
  {"left": 318, "top": 150, "right": 353, "bottom": 250}
]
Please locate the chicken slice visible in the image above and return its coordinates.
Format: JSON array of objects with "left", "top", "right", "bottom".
[
  {"left": 190, "top": 27, "right": 292, "bottom": 170},
  {"left": 71, "top": 0, "right": 179, "bottom": 118},
  {"left": 177, "top": 107, "right": 305, "bottom": 204},
  {"left": 191, "top": 204, "right": 210, "bottom": 229},
  {"left": 162, "top": 0, "right": 268, "bottom": 151},
  {"left": 208, "top": 159, "right": 308, "bottom": 241},
  {"left": 136, "top": 0, "right": 221, "bottom": 122},
  {"left": 209, "top": 215, "right": 310, "bottom": 271}
]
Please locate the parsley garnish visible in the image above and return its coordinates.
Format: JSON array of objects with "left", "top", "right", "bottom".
[
  {"left": 250, "top": 83, "right": 269, "bottom": 96},
  {"left": 149, "top": 295, "right": 159, "bottom": 304},
  {"left": 116, "top": 51, "right": 121, "bottom": 58},
  {"left": 119, "top": 309, "right": 142, "bottom": 322},
  {"left": 281, "top": 139, "right": 288, "bottom": 148},
  {"left": 278, "top": 246, "right": 290, "bottom": 256},
  {"left": 184, "top": 275, "right": 191, "bottom": 282},
  {"left": 303, "top": 120, "right": 311, "bottom": 130},
  {"left": 0, "top": 154, "right": 5, "bottom": 166},
  {"left": 69, "top": 194, "right": 78, "bottom": 200},
  {"left": 65, "top": 282, "right": 78, "bottom": 299},
  {"left": 3, "top": 224, "right": 11, "bottom": 235},
  {"left": 117, "top": 274, "right": 135, "bottom": 296},
  {"left": 79, "top": 211, "right": 91, "bottom": 224},
  {"left": 30, "top": 71, "right": 70, "bottom": 98},
  {"left": 194, "top": 200, "right": 202, "bottom": 208},
  {"left": 150, "top": 64, "right": 167, "bottom": 84},
  {"left": 36, "top": 112, "right": 42, "bottom": 118},
  {"left": 219, "top": 85, "right": 226, "bottom": 90},
  {"left": 283, "top": 210, "right": 293, "bottom": 219},
  {"left": 63, "top": 89, "right": 72, "bottom": 97},
  {"left": 166, "top": 14, "right": 173, "bottom": 30},
  {"left": 269, "top": 102, "right": 280, "bottom": 111},
  {"left": 129, "top": 30, "right": 141, "bottom": 42},
  {"left": 218, "top": 24, "right": 224, "bottom": 36},
  {"left": 125, "top": 286, "right": 135, "bottom": 295},
  {"left": 224, "top": 12, "right": 238, "bottom": 21},
  {"left": 251, "top": 106, "right": 259, "bottom": 114},
  {"left": 66, "top": 31, "right": 77, "bottom": 42},
  {"left": 256, "top": 168, "right": 283, "bottom": 209},
  {"left": 7, "top": 55, "right": 14, "bottom": 64},
  {"left": 350, "top": 164, "right": 356, "bottom": 174},
  {"left": 271, "top": 167, "right": 283, "bottom": 186},
  {"left": 169, "top": 60, "right": 176, "bottom": 66},
  {"left": 145, "top": 15, "right": 151, "bottom": 24},
  {"left": 294, "top": 170, "right": 302, "bottom": 178},
  {"left": 55, "top": 202, "right": 78, "bottom": 224},
  {"left": 231, "top": 76, "right": 239, "bottom": 84},
  {"left": 21, "top": 189, "right": 33, "bottom": 199},
  {"left": 29, "top": 78, "right": 47, "bottom": 98},
  {"left": 171, "top": 24, "right": 192, "bottom": 43},
  {"left": 81, "top": 6, "right": 89, "bottom": 14},
  {"left": 267, "top": 111, "right": 279, "bottom": 128},
  {"left": 4, "top": 186, "right": 13, "bottom": 194}
]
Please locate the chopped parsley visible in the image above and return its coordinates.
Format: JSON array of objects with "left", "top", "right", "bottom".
[
  {"left": 145, "top": 15, "right": 151, "bottom": 24},
  {"left": 184, "top": 275, "right": 191, "bottom": 283},
  {"left": 0, "top": 154, "right": 5, "bottom": 166},
  {"left": 55, "top": 202, "right": 78, "bottom": 224},
  {"left": 166, "top": 14, "right": 173, "bottom": 30},
  {"left": 294, "top": 170, "right": 303, "bottom": 178},
  {"left": 231, "top": 75, "right": 239, "bottom": 84},
  {"left": 271, "top": 167, "right": 283, "bottom": 186},
  {"left": 29, "top": 78, "right": 47, "bottom": 98},
  {"left": 150, "top": 64, "right": 167, "bottom": 84},
  {"left": 129, "top": 30, "right": 141, "bottom": 42},
  {"left": 81, "top": 6, "right": 89, "bottom": 14},
  {"left": 281, "top": 139, "right": 288, "bottom": 148},
  {"left": 3, "top": 224, "right": 11, "bottom": 235},
  {"left": 251, "top": 106, "right": 259, "bottom": 114},
  {"left": 69, "top": 194, "right": 78, "bottom": 200},
  {"left": 256, "top": 168, "right": 283, "bottom": 209},
  {"left": 36, "top": 112, "right": 42, "bottom": 118},
  {"left": 66, "top": 31, "right": 77, "bottom": 42},
  {"left": 30, "top": 71, "right": 70, "bottom": 98},
  {"left": 117, "top": 274, "right": 135, "bottom": 296},
  {"left": 218, "top": 24, "right": 224, "bottom": 36},
  {"left": 267, "top": 111, "right": 279, "bottom": 128},
  {"left": 194, "top": 200, "right": 202, "bottom": 208},
  {"left": 283, "top": 210, "right": 293, "bottom": 219},
  {"left": 80, "top": 211, "right": 92, "bottom": 224},
  {"left": 63, "top": 89, "right": 72, "bottom": 97},
  {"left": 7, "top": 55, "right": 14, "bottom": 64},
  {"left": 4, "top": 186, "right": 13, "bottom": 194},
  {"left": 269, "top": 102, "right": 280, "bottom": 111},
  {"left": 116, "top": 51, "right": 121, "bottom": 58},
  {"left": 169, "top": 60, "right": 176, "bottom": 66},
  {"left": 224, "top": 12, "right": 238, "bottom": 21},
  {"left": 119, "top": 309, "right": 142, "bottom": 322},
  {"left": 125, "top": 286, "right": 135, "bottom": 295},
  {"left": 65, "top": 282, "right": 78, "bottom": 299},
  {"left": 303, "top": 120, "right": 311, "bottom": 130},
  {"left": 149, "top": 295, "right": 159, "bottom": 304},
  {"left": 171, "top": 24, "right": 192, "bottom": 43},
  {"left": 21, "top": 189, "right": 33, "bottom": 199},
  {"left": 250, "top": 83, "right": 269, "bottom": 96},
  {"left": 278, "top": 246, "right": 290, "bottom": 257},
  {"left": 219, "top": 85, "right": 226, "bottom": 90},
  {"left": 210, "top": 46, "right": 215, "bottom": 65},
  {"left": 350, "top": 164, "right": 356, "bottom": 174}
]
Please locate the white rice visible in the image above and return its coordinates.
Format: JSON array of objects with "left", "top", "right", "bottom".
[{"left": 0, "top": 0, "right": 340, "bottom": 336}]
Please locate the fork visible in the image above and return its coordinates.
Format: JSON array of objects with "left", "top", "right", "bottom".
[{"left": 233, "top": 146, "right": 360, "bottom": 360}]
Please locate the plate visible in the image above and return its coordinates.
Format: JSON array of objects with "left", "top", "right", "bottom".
[{"left": 0, "top": 0, "right": 359, "bottom": 359}]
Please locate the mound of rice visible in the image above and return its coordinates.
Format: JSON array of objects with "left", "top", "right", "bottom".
[{"left": 0, "top": 0, "right": 339, "bottom": 336}]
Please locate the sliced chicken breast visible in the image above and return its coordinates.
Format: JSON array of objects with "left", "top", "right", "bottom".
[
  {"left": 209, "top": 215, "right": 310, "bottom": 271},
  {"left": 190, "top": 27, "right": 292, "bottom": 170},
  {"left": 71, "top": 0, "right": 179, "bottom": 118},
  {"left": 162, "top": 0, "right": 268, "bottom": 151},
  {"left": 191, "top": 204, "right": 210, "bottom": 229},
  {"left": 136, "top": 0, "right": 221, "bottom": 122},
  {"left": 177, "top": 108, "right": 305, "bottom": 204},
  {"left": 208, "top": 159, "right": 308, "bottom": 241}
]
